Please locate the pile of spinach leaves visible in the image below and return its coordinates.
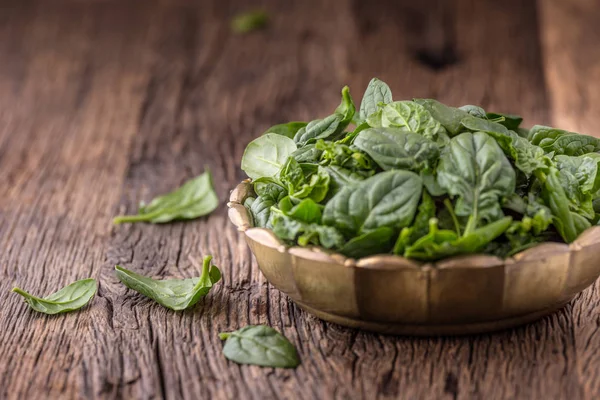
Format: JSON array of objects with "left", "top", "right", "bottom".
[{"left": 241, "top": 78, "right": 600, "bottom": 261}]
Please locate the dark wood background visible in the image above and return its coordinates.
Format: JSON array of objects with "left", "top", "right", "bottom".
[{"left": 1, "top": 0, "right": 599, "bottom": 399}]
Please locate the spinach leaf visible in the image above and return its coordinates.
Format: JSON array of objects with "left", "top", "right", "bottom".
[
  {"left": 241, "top": 133, "right": 297, "bottom": 180},
  {"left": 529, "top": 125, "right": 600, "bottom": 156},
  {"left": 535, "top": 167, "right": 591, "bottom": 242},
  {"left": 323, "top": 170, "right": 422, "bottom": 236},
  {"left": 459, "top": 105, "right": 487, "bottom": 119},
  {"left": 461, "top": 116, "right": 550, "bottom": 176},
  {"left": 369, "top": 101, "right": 448, "bottom": 143},
  {"left": 359, "top": 78, "right": 393, "bottom": 122},
  {"left": 12, "top": 279, "right": 96, "bottom": 314},
  {"left": 113, "top": 171, "right": 218, "bottom": 224},
  {"left": 246, "top": 182, "right": 287, "bottom": 228},
  {"left": 485, "top": 112, "right": 523, "bottom": 130},
  {"left": 437, "top": 132, "right": 516, "bottom": 232},
  {"left": 337, "top": 122, "right": 370, "bottom": 145},
  {"left": 231, "top": 10, "right": 268, "bottom": 34},
  {"left": 290, "top": 144, "right": 322, "bottom": 163},
  {"left": 270, "top": 208, "right": 345, "bottom": 248},
  {"left": 393, "top": 191, "right": 436, "bottom": 255},
  {"left": 294, "top": 87, "right": 355, "bottom": 146},
  {"left": 316, "top": 140, "right": 373, "bottom": 171},
  {"left": 322, "top": 165, "right": 371, "bottom": 197},
  {"left": 263, "top": 122, "right": 308, "bottom": 139},
  {"left": 219, "top": 325, "right": 300, "bottom": 368},
  {"left": 553, "top": 154, "right": 600, "bottom": 220},
  {"left": 414, "top": 99, "right": 471, "bottom": 135},
  {"left": 114, "top": 256, "right": 221, "bottom": 311},
  {"left": 340, "top": 227, "right": 395, "bottom": 258},
  {"left": 279, "top": 157, "right": 330, "bottom": 202},
  {"left": 404, "top": 217, "right": 512, "bottom": 261},
  {"left": 279, "top": 197, "right": 323, "bottom": 224},
  {"left": 353, "top": 127, "right": 439, "bottom": 172}
]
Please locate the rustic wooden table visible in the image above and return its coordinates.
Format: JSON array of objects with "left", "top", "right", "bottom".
[{"left": 1, "top": 0, "right": 599, "bottom": 399}]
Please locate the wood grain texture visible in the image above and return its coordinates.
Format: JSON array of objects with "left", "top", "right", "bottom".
[{"left": 0, "top": 0, "right": 599, "bottom": 399}]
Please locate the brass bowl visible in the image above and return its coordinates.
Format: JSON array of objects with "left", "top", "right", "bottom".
[{"left": 228, "top": 180, "right": 600, "bottom": 335}]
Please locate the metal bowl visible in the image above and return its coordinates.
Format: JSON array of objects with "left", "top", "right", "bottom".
[{"left": 228, "top": 180, "right": 600, "bottom": 335}]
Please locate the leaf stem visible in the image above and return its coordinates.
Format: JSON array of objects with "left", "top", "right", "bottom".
[
  {"left": 443, "top": 199, "right": 462, "bottom": 236},
  {"left": 219, "top": 332, "right": 231, "bottom": 340}
]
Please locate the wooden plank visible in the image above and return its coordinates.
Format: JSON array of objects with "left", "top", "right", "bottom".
[
  {"left": 0, "top": 1, "right": 154, "bottom": 398},
  {"left": 0, "top": 0, "right": 597, "bottom": 399},
  {"left": 539, "top": 1, "right": 600, "bottom": 398}
]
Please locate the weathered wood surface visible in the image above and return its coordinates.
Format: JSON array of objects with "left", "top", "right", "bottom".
[{"left": 0, "top": 0, "right": 599, "bottom": 398}]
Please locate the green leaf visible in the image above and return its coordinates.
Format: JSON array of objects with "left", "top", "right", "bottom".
[
  {"left": 114, "top": 256, "right": 221, "bottom": 311},
  {"left": 339, "top": 227, "right": 395, "bottom": 258},
  {"left": 113, "top": 171, "right": 219, "bottom": 224},
  {"left": 554, "top": 154, "right": 600, "bottom": 220},
  {"left": 485, "top": 112, "right": 523, "bottom": 130},
  {"left": 316, "top": 140, "right": 373, "bottom": 171},
  {"left": 323, "top": 170, "right": 422, "bottom": 236},
  {"left": 12, "top": 279, "right": 97, "bottom": 315},
  {"left": 359, "top": 78, "right": 393, "bottom": 122},
  {"left": 404, "top": 217, "right": 512, "bottom": 261},
  {"left": 393, "top": 191, "right": 436, "bottom": 255},
  {"left": 294, "top": 86, "right": 355, "bottom": 146},
  {"left": 279, "top": 158, "right": 330, "bottom": 202},
  {"left": 246, "top": 181, "right": 287, "bottom": 228},
  {"left": 231, "top": 10, "right": 268, "bottom": 34},
  {"left": 535, "top": 167, "right": 591, "bottom": 242},
  {"left": 461, "top": 116, "right": 550, "bottom": 176},
  {"left": 241, "top": 133, "right": 297, "bottom": 180},
  {"left": 353, "top": 127, "right": 439, "bottom": 172},
  {"left": 270, "top": 208, "right": 345, "bottom": 249},
  {"left": 322, "top": 165, "right": 371, "bottom": 197},
  {"left": 437, "top": 132, "right": 516, "bottom": 231},
  {"left": 219, "top": 325, "right": 300, "bottom": 368},
  {"left": 459, "top": 104, "right": 487, "bottom": 119},
  {"left": 290, "top": 144, "right": 322, "bottom": 163},
  {"left": 369, "top": 101, "right": 448, "bottom": 143},
  {"left": 414, "top": 99, "right": 471, "bottom": 135},
  {"left": 529, "top": 125, "right": 600, "bottom": 156},
  {"left": 263, "top": 122, "right": 308, "bottom": 139}
]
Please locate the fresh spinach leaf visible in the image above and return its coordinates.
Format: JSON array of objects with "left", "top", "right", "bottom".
[
  {"left": 459, "top": 105, "right": 487, "bottom": 119},
  {"left": 246, "top": 181, "right": 287, "bottom": 228},
  {"left": 113, "top": 171, "right": 218, "bottom": 224},
  {"left": 535, "top": 167, "right": 591, "bottom": 242},
  {"left": 359, "top": 78, "right": 393, "bottom": 122},
  {"left": 322, "top": 165, "right": 371, "bottom": 197},
  {"left": 270, "top": 208, "right": 345, "bottom": 249},
  {"left": 316, "top": 140, "right": 373, "bottom": 171},
  {"left": 264, "top": 122, "right": 308, "bottom": 139},
  {"left": 404, "top": 217, "right": 512, "bottom": 261},
  {"left": 241, "top": 133, "right": 297, "bottom": 180},
  {"left": 414, "top": 99, "right": 471, "bottom": 135},
  {"left": 437, "top": 132, "right": 516, "bottom": 232},
  {"left": 279, "top": 157, "right": 330, "bottom": 202},
  {"left": 323, "top": 170, "right": 422, "bottom": 236},
  {"left": 529, "top": 125, "right": 600, "bottom": 156},
  {"left": 340, "top": 227, "right": 395, "bottom": 258},
  {"left": 353, "top": 127, "right": 439, "bottom": 172},
  {"left": 294, "top": 87, "right": 355, "bottom": 146},
  {"left": 393, "top": 191, "right": 436, "bottom": 255},
  {"left": 114, "top": 256, "right": 221, "bottom": 311},
  {"left": 219, "top": 325, "right": 300, "bottom": 368},
  {"left": 369, "top": 101, "right": 448, "bottom": 143},
  {"left": 12, "top": 279, "right": 97, "bottom": 314},
  {"left": 485, "top": 112, "right": 523, "bottom": 130},
  {"left": 290, "top": 144, "right": 322, "bottom": 163}
]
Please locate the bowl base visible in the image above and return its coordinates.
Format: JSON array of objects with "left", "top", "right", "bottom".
[{"left": 295, "top": 300, "right": 571, "bottom": 336}]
